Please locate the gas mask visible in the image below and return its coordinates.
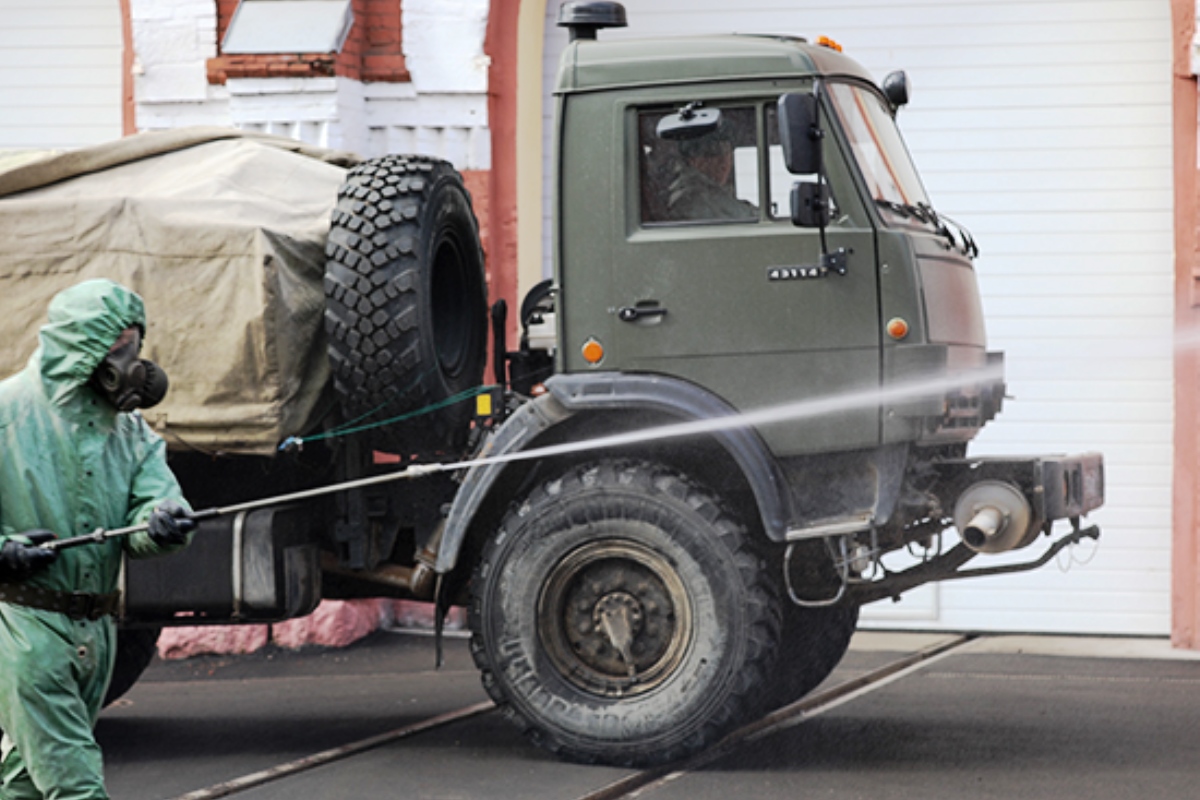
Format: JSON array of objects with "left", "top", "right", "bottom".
[{"left": 89, "top": 339, "right": 169, "bottom": 412}]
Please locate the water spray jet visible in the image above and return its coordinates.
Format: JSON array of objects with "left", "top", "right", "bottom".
[{"left": 47, "top": 365, "right": 1005, "bottom": 552}]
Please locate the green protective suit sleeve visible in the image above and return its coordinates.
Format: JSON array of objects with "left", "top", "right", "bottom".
[
  {"left": 122, "top": 416, "right": 193, "bottom": 559},
  {"left": 0, "top": 279, "right": 191, "bottom": 799}
]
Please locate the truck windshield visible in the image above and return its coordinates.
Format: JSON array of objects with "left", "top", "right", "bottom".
[{"left": 826, "top": 82, "right": 930, "bottom": 223}]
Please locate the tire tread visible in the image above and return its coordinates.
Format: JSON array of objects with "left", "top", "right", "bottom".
[
  {"left": 324, "top": 154, "right": 485, "bottom": 453},
  {"left": 469, "top": 460, "right": 782, "bottom": 767}
]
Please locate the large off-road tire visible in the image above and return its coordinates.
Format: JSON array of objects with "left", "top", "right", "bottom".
[
  {"left": 324, "top": 155, "right": 487, "bottom": 454},
  {"left": 769, "top": 602, "right": 859, "bottom": 707},
  {"left": 103, "top": 627, "right": 161, "bottom": 707},
  {"left": 469, "top": 460, "right": 781, "bottom": 767}
]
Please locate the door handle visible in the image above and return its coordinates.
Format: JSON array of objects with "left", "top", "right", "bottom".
[{"left": 618, "top": 305, "right": 667, "bottom": 322}]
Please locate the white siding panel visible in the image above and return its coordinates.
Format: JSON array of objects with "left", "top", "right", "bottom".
[
  {"left": 982, "top": 274, "right": 1169, "bottom": 297},
  {"left": 974, "top": 232, "right": 1168, "bottom": 256},
  {"left": 989, "top": 380, "right": 1170, "bottom": 404},
  {"left": 0, "top": 49, "right": 123, "bottom": 70},
  {"left": 543, "top": 1, "right": 1173, "bottom": 635},
  {"left": 0, "top": 2, "right": 123, "bottom": 149}
]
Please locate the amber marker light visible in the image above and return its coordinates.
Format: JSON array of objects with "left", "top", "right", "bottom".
[
  {"left": 817, "top": 36, "right": 843, "bottom": 52},
  {"left": 582, "top": 338, "right": 605, "bottom": 364},
  {"left": 886, "top": 317, "right": 910, "bottom": 340}
]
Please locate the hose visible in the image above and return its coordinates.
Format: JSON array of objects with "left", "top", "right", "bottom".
[{"left": 44, "top": 463, "right": 449, "bottom": 552}]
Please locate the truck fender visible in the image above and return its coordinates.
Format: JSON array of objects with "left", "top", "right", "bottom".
[{"left": 436, "top": 372, "right": 793, "bottom": 574}]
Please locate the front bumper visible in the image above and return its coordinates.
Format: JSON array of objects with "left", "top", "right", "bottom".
[
  {"left": 933, "top": 451, "right": 1105, "bottom": 528},
  {"left": 840, "top": 451, "right": 1104, "bottom": 606}
]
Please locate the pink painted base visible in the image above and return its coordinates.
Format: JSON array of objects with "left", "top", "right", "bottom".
[{"left": 156, "top": 600, "right": 466, "bottom": 659}]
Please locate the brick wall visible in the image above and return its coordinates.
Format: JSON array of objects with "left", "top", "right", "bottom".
[{"left": 360, "top": 0, "right": 408, "bottom": 81}]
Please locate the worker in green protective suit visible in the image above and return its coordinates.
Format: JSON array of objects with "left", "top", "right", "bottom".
[{"left": 0, "top": 278, "right": 196, "bottom": 800}]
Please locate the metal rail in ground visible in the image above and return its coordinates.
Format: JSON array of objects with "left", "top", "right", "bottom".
[
  {"left": 574, "top": 633, "right": 975, "bottom": 800},
  {"left": 163, "top": 635, "right": 973, "bottom": 800},
  {"left": 165, "top": 701, "right": 494, "bottom": 800}
]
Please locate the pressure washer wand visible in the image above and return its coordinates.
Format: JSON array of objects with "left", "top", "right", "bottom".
[{"left": 43, "top": 462, "right": 450, "bottom": 552}]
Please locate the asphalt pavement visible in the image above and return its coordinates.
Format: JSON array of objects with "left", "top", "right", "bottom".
[{"left": 98, "top": 629, "right": 1200, "bottom": 800}]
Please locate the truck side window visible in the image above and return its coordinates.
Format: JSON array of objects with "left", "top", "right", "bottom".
[{"left": 638, "top": 106, "right": 758, "bottom": 225}]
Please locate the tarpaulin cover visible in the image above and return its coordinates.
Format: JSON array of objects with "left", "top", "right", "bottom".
[{"left": 0, "top": 127, "right": 360, "bottom": 455}]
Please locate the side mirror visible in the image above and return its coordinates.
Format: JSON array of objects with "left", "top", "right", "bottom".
[
  {"left": 777, "top": 93, "right": 821, "bottom": 175},
  {"left": 882, "top": 71, "right": 910, "bottom": 111},
  {"left": 791, "top": 182, "right": 830, "bottom": 228},
  {"left": 657, "top": 103, "right": 722, "bottom": 141}
]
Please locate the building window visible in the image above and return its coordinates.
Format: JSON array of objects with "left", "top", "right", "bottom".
[
  {"left": 222, "top": 0, "right": 354, "bottom": 55},
  {"left": 207, "top": 0, "right": 410, "bottom": 85}
]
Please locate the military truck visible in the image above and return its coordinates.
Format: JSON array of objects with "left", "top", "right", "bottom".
[{"left": 0, "top": 1, "right": 1103, "bottom": 768}]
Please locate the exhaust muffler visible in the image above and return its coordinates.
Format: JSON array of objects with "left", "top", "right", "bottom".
[{"left": 953, "top": 480, "right": 1037, "bottom": 554}]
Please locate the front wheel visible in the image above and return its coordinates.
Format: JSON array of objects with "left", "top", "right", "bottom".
[{"left": 469, "top": 461, "right": 781, "bottom": 766}]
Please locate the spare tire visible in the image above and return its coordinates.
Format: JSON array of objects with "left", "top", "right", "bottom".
[{"left": 324, "top": 155, "right": 487, "bottom": 454}]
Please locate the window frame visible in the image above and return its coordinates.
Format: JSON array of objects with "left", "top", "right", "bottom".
[{"left": 634, "top": 101, "right": 766, "bottom": 228}]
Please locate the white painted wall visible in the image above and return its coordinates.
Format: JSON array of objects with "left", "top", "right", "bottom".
[
  {"left": 129, "top": 0, "right": 490, "bottom": 169},
  {"left": 129, "top": 0, "right": 230, "bottom": 129},
  {"left": 542, "top": 0, "right": 1174, "bottom": 635},
  {"left": 0, "top": 1, "right": 123, "bottom": 149},
  {"left": 362, "top": 15, "right": 491, "bottom": 171}
]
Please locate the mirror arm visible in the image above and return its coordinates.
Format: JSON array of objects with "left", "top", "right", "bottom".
[
  {"left": 811, "top": 81, "right": 830, "bottom": 256},
  {"left": 810, "top": 81, "right": 850, "bottom": 275}
]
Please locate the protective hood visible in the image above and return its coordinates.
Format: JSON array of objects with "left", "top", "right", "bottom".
[{"left": 35, "top": 279, "right": 146, "bottom": 400}]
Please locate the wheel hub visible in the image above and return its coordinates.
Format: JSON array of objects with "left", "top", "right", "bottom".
[
  {"left": 593, "top": 592, "right": 642, "bottom": 677},
  {"left": 539, "top": 540, "right": 692, "bottom": 697}
]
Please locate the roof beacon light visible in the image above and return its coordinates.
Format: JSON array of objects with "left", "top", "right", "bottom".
[
  {"left": 816, "top": 35, "right": 843, "bottom": 52},
  {"left": 558, "top": 2, "right": 628, "bottom": 42}
]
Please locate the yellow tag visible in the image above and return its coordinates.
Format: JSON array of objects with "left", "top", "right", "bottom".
[{"left": 476, "top": 392, "right": 493, "bottom": 417}]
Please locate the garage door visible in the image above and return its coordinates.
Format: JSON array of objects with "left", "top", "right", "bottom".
[
  {"left": 541, "top": 0, "right": 1173, "bottom": 635},
  {"left": 0, "top": 2, "right": 123, "bottom": 150}
]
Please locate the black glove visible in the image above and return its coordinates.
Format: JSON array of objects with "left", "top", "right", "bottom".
[
  {"left": 147, "top": 501, "right": 197, "bottom": 547},
  {"left": 0, "top": 530, "right": 58, "bottom": 581}
]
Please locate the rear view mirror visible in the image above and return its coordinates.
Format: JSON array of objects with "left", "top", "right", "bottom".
[
  {"left": 791, "top": 182, "right": 830, "bottom": 228},
  {"left": 657, "top": 103, "right": 722, "bottom": 141},
  {"left": 882, "top": 71, "right": 910, "bottom": 111},
  {"left": 777, "top": 93, "right": 821, "bottom": 175}
]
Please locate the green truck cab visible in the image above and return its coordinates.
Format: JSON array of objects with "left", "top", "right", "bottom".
[{"left": 554, "top": 15, "right": 992, "bottom": 455}]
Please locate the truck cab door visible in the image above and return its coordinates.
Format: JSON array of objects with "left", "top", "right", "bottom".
[{"left": 559, "top": 97, "right": 879, "bottom": 457}]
